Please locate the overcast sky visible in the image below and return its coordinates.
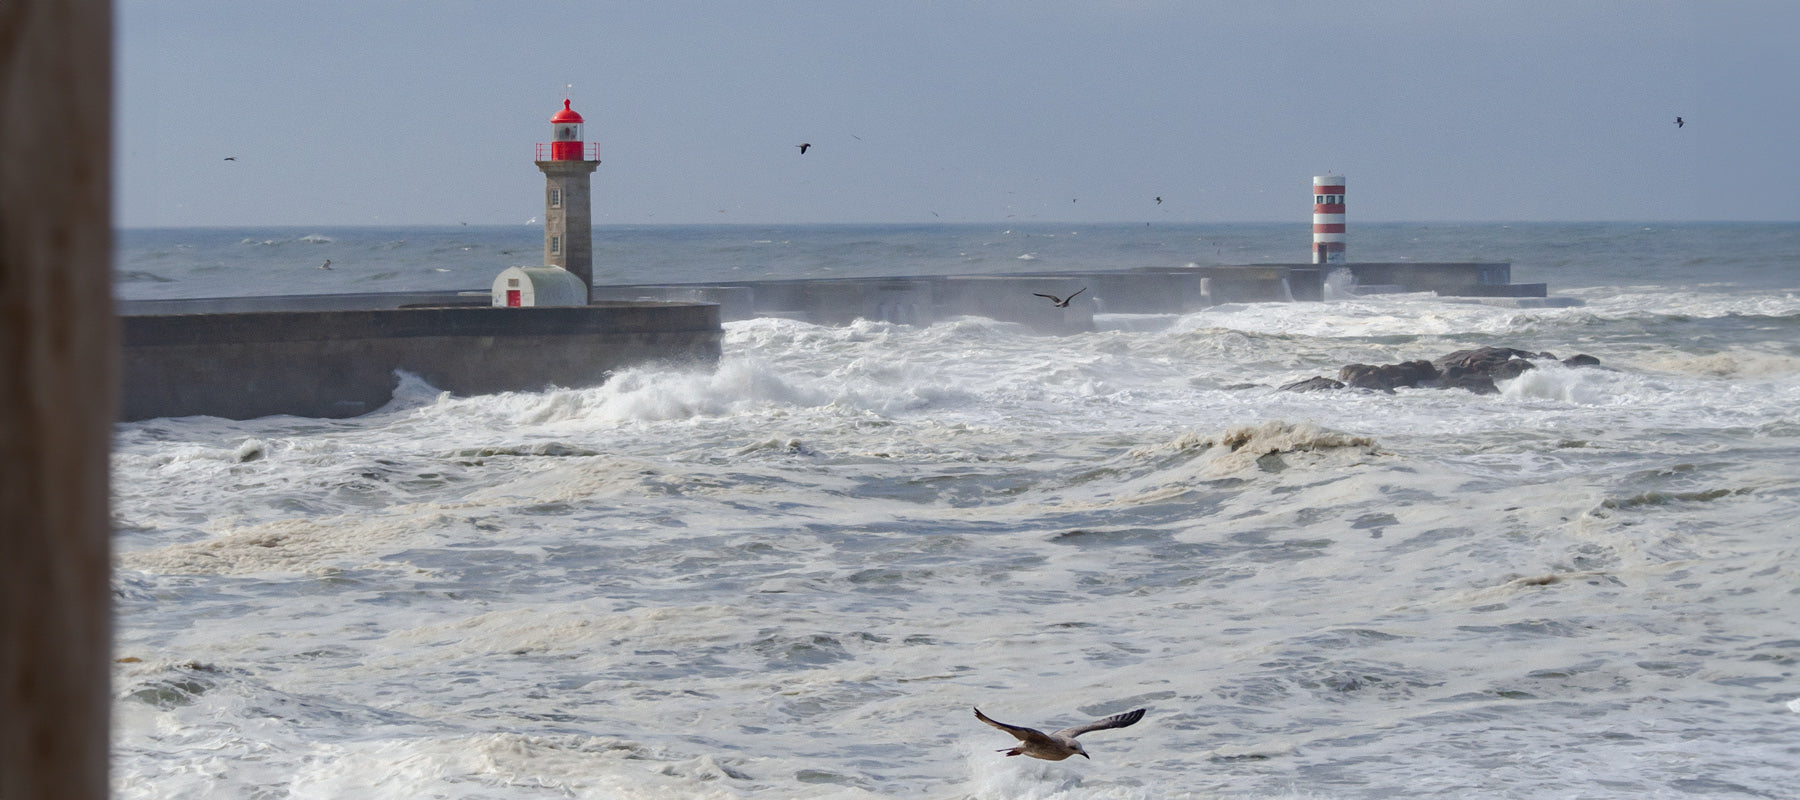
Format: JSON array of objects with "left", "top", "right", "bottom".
[{"left": 115, "top": 1, "right": 1798, "bottom": 227}]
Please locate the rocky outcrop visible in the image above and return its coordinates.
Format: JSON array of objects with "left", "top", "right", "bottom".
[
  {"left": 1339, "top": 360, "right": 1437, "bottom": 392},
  {"left": 1282, "top": 346, "right": 1600, "bottom": 395},
  {"left": 1278, "top": 376, "right": 1345, "bottom": 393}
]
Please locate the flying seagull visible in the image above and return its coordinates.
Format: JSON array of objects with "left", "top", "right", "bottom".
[
  {"left": 1155, "top": 196, "right": 1162, "bottom": 205},
  {"left": 1675, "top": 116, "right": 1684, "bottom": 128},
  {"left": 974, "top": 707, "right": 1146, "bottom": 761},
  {"left": 796, "top": 143, "right": 811, "bottom": 154},
  {"left": 318, "top": 259, "right": 332, "bottom": 270},
  {"left": 1033, "top": 287, "right": 1086, "bottom": 307},
  {"left": 223, "top": 156, "right": 237, "bottom": 161}
]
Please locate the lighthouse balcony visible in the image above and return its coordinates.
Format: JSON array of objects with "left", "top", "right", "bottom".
[{"left": 536, "top": 142, "right": 600, "bottom": 161}]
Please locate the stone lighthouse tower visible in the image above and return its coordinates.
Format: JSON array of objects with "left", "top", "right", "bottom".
[{"left": 536, "top": 99, "right": 600, "bottom": 292}]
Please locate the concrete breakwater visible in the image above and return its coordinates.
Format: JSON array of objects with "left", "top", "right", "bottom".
[
  {"left": 594, "top": 262, "right": 1553, "bottom": 333},
  {"left": 121, "top": 303, "right": 721, "bottom": 421},
  {"left": 118, "top": 260, "right": 1555, "bottom": 421}
]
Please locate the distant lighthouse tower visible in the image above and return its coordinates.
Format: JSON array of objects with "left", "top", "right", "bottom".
[
  {"left": 1312, "top": 175, "right": 1346, "bottom": 265},
  {"left": 536, "top": 98, "right": 600, "bottom": 292}
]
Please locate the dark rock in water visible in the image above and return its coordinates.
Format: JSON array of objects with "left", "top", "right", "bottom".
[
  {"left": 1439, "top": 373, "right": 1499, "bottom": 395},
  {"left": 1279, "top": 376, "right": 1345, "bottom": 393},
  {"left": 1434, "top": 347, "right": 1549, "bottom": 374},
  {"left": 1339, "top": 360, "right": 1438, "bottom": 392},
  {"left": 1279, "top": 346, "right": 1601, "bottom": 396},
  {"left": 1489, "top": 358, "right": 1536, "bottom": 382}
]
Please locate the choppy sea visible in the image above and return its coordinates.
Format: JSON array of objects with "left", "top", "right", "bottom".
[{"left": 112, "top": 223, "right": 1800, "bottom": 798}]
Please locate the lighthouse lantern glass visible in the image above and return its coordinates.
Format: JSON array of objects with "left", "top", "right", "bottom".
[{"left": 556, "top": 123, "right": 582, "bottom": 142}]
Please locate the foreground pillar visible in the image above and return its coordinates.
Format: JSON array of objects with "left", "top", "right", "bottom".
[{"left": 0, "top": 1, "right": 117, "bottom": 798}]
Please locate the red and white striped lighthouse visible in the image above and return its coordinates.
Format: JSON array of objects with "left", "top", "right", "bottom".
[{"left": 1312, "top": 175, "right": 1346, "bottom": 265}]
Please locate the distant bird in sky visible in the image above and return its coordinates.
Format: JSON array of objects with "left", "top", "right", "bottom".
[
  {"left": 318, "top": 259, "right": 332, "bottom": 270},
  {"left": 1155, "top": 196, "right": 1162, "bottom": 204},
  {"left": 1675, "top": 116, "right": 1684, "bottom": 128},
  {"left": 974, "top": 707, "right": 1146, "bottom": 761},
  {"left": 1033, "top": 287, "right": 1086, "bottom": 307},
  {"left": 796, "top": 143, "right": 811, "bottom": 154},
  {"left": 223, "top": 156, "right": 236, "bottom": 161}
]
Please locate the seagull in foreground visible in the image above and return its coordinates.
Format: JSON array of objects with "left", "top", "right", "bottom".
[
  {"left": 796, "top": 143, "right": 811, "bottom": 154},
  {"left": 1032, "top": 287, "right": 1086, "bottom": 307},
  {"left": 1674, "top": 116, "right": 1684, "bottom": 128},
  {"left": 974, "top": 707, "right": 1146, "bottom": 761}
]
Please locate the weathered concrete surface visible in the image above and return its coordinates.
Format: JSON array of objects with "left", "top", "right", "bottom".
[
  {"left": 537, "top": 159, "right": 599, "bottom": 289},
  {"left": 593, "top": 263, "right": 1332, "bottom": 331},
  {"left": 1, "top": 0, "right": 116, "bottom": 797},
  {"left": 587, "top": 261, "right": 1545, "bottom": 330},
  {"left": 1345, "top": 262, "right": 1544, "bottom": 298},
  {"left": 122, "top": 303, "right": 721, "bottom": 420},
  {"left": 119, "top": 290, "right": 483, "bottom": 315}
]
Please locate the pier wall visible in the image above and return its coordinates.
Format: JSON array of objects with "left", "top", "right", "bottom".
[
  {"left": 1345, "top": 262, "right": 1545, "bottom": 297},
  {"left": 121, "top": 303, "right": 721, "bottom": 421},
  {"left": 585, "top": 260, "right": 1553, "bottom": 331},
  {"left": 592, "top": 264, "right": 1336, "bottom": 331},
  {"left": 117, "top": 260, "right": 1553, "bottom": 420}
]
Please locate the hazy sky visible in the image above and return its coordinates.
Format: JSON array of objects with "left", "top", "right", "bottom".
[{"left": 115, "top": 1, "right": 1798, "bottom": 227}]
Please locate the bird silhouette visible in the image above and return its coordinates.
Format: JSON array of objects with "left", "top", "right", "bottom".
[
  {"left": 1675, "top": 116, "right": 1684, "bottom": 128},
  {"left": 796, "top": 143, "right": 811, "bottom": 154},
  {"left": 974, "top": 707, "right": 1146, "bottom": 761},
  {"left": 1155, "top": 196, "right": 1162, "bottom": 204},
  {"left": 318, "top": 259, "right": 332, "bottom": 270},
  {"left": 1032, "top": 287, "right": 1086, "bottom": 307},
  {"left": 223, "top": 157, "right": 236, "bottom": 161}
]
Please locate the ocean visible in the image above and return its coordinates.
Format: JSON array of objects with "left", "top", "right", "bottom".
[{"left": 111, "top": 222, "right": 1800, "bottom": 798}]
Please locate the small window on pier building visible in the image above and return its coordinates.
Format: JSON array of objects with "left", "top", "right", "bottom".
[
  {"left": 550, "top": 188, "right": 562, "bottom": 208},
  {"left": 550, "top": 235, "right": 561, "bottom": 256}
]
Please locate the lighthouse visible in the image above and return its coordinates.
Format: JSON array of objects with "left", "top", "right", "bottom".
[
  {"left": 536, "top": 99, "right": 600, "bottom": 291},
  {"left": 1312, "top": 175, "right": 1345, "bottom": 265}
]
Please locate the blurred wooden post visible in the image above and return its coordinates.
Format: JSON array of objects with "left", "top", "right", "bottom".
[{"left": 1, "top": 0, "right": 117, "bottom": 798}]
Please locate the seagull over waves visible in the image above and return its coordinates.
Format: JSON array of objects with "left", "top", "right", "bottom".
[
  {"left": 1032, "top": 287, "right": 1086, "bottom": 307},
  {"left": 974, "top": 707, "right": 1146, "bottom": 761},
  {"left": 318, "top": 259, "right": 332, "bottom": 270},
  {"left": 1675, "top": 116, "right": 1684, "bottom": 128},
  {"left": 796, "top": 143, "right": 811, "bottom": 154}
]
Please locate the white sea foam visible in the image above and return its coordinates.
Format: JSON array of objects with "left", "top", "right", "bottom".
[{"left": 110, "top": 223, "right": 1800, "bottom": 799}]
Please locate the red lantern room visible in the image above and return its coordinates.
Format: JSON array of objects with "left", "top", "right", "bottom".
[{"left": 548, "top": 99, "right": 585, "bottom": 161}]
